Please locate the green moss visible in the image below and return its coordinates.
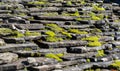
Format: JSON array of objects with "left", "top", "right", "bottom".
[
  {"left": 97, "top": 7, "right": 105, "bottom": 11},
  {"left": 45, "top": 53, "right": 63, "bottom": 62},
  {"left": 75, "top": 18, "right": 82, "bottom": 21},
  {"left": 24, "top": 48, "right": 32, "bottom": 51},
  {"left": 85, "top": 68, "right": 94, "bottom": 71},
  {"left": 89, "top": 12, "right": 103, "bottom": 20},
  {"left": 97, "top": 14, "right": 104, "bottom": 19},
  {"left": 18, "top": 13, "right": 26, "bottom": 16},
  {"left": 95, "top": 69, "right": 101, "bottom": 71},
  {"left": 91, "top": 16, "right": 101, "bottom": 20},
  {"left": 45, "top": 31, "right": 56, "bottom": 37},
  {"left": 61, "top": 11, "right": 79, "bottom": 17},
  {"left": 10, "top": 31, "right": 24, "bottom": 38},
  {"left": 82, "top": 36, "right": 100, "bottom": 41},
  {"left": 80, "top": 0, "right": 85, "bottom": 5},
  {"left": 114, "top": 19, "right": 120, "bottom": 22},
  {"left": 110, "top": 60, "right": 120, "bottom": 68},
  {"left": 86, "top": 58, "right": 90, "bottom": 63},
  {"left": 96, "top": 50, "right": 105, "bottom": 57},
  {"left": 55, "top": 0, "right": 63, "bottom": 2},
  {"left": 0, "top": 28, "right": 12, "bottom": 34},
  {"left": 46, "top": 36, "right": 63, "bottom": 42},
  {"left": 43, "top": 12, "right": 58, "bottom": 16},
  {"left": 66, "top": 1, "right": 72, "bottom": 6},
  {"left": 93, "top": 5, "right": 105, "bottom": 11},
  {"left": 71, "top": 11, "right": 80, "bottom": 17},
  {"left": 69, "top": 29, "right": 88, "bottom": 34},
  {"left": 28, "top": 17, "right": 34, "bottom": 21},
  {"left": 89, "top": 12, "right": 95, "bottom": 16},
  {"left": 95, "top": 28, "right": 102, "bottom": 32},
  {"left": 24, "top": 31, "right": 41, "bottom": 36},
  {"left": 28, "top": 1, "right": 45, "bottom": 5},
  {"left": 91, "top": 28, "right": 102, "bottom": 33},
  {"left": 87, "top": 41, "right": 101, "bottom": 47},
  {"left": 46, "top": 24, "right": 63, "bottom": 32},
  {"left": 61, "top": 12, "right": 70, "bottom": 16},
  {"left": 61, "top": 31, "right": 72, "bottom": 38},
  {"left": 56, "top": 53, "right": 64, "bottom": 57}
]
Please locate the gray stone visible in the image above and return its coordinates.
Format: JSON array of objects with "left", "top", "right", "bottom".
[
  {"left": 27, "top": 57, "right": 36, "bottom": 64},
  {"left": 0, "top": 43, "right": 39, "bottom": 52},
  {"left": 38, "top": 40, "right": 87, "bottom": 48},
  {"left": 36, "top": 16, "right": 76, "bottom": 21},
  {"left": 0, "top": 39, "right": 5, "bottom": 46},
  {"left": 0, "top": 52, "right": 18, "bottom": 63}
]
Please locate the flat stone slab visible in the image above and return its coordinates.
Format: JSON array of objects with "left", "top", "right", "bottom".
[
  {"left": 99, "top": 36, "right": 114, "bottom": 42},
  {"left": 30, "top": 60, "right": 84, "bottom": 71},
  {"left": 37, "top": 40, "right": 87, "bottom": 48},
  {"left": 3, "top": 37, "right": 25, "bottom": 43},
  {"left": 67, "top": 45, "right": 105, "bottom": 53},
  {"left": 0, "top": 52, "right": 18, "bottom": 64},
  {"left": 105, "top": 48, "right": 120, "bottom": 54},
  {"left": 36, "top": 16, "right": 76, "bottom": 21},
  {"left": 0, "top": 43, "right": 39, "bottom": 52},
  {"left": 93, "top": 61, "right": 113, "bottom": 68},
  {"left": 60, "top": 25, "right": 90, "bottom": 29},
  {"left": 62, "top": 52, "right": 97, "bottom": 61},
  {"left": 15, "top": 24, "right": 44, "bottom": 30},
  {"left": 0, "top": 58, "right": 26, "bottom": 71},
  {"left": 62, "top": 63, "right": 94, "bottom": 71},
  {"left": 13, "top": 48, "right": 66, "bottom": 57},
  {"left": 26, "top": 57, "right": 58, "bottom": 66}
]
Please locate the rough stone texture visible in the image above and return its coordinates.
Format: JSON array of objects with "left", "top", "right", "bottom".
[
  {"left": 0, "top": 53, "right": 18, "bottom": 64},
  {"left": 0, "top": 0, "right": 119, "bottom": 71}
]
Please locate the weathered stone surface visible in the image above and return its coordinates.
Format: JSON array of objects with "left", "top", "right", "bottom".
[
  {"left": 36, "top": 16, "right": 76, "bottom": 21},
  {"left": 3, "top": 37, "right": 25, "bottom": 43},
  {"left": 62, "top": 52, "right": 97, "bottom": 61},
  {"left": 67, "top": 46, "right": 88, "bottom": 53},
  {"left": 27, "top": 57, "right": 37, "bottom": 64},
  {"left": 67, "top": 45, "right": 106, "bottom": 53},
  {"left": 0, "top": 43, "right": 39, "bottom": 52},
  {"left": 0, "top": 52, "right": 18, "bottom": 64},
  {"left": 112, "top": 41, "right": 120, "bottom": 47},
  {"left": 100, "top": 36, "right": 114, "bottom": 42},
  {"left": 0, "top": 0, "right": 119, "bottom": 71},
  {"left": 26, "top": 57, "right": 58, "bottom": 66},
  {"left": 15, "top": 24, "right": 44, "bottom": 30},
  {"left": 93, "top": 61, "right": 113, "bottom": 68},
  {"left": 0, "top": 39, "right": 5, "bottom": 46},
  {"left": 62, "top": 63, "right": 94, "bottom": 71},
  {"left": 0, "top": 58, "right": 26, "bottom": 71},
  {"left": 37, "top": 40, "right": 87, "bottom": 48},
  {"left": 60, "top": 25, "right": 90, "bottom": 29}
]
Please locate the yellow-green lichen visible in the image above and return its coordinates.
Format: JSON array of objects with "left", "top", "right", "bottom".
[
  {"left": 75, "top": 18, "right": 82, "bottom": 21},
  {"left": 45, "top": 53, "right": 63, "bottom": 62},
  {"left": 96, "top": 50, "right": 105, "bottom": 57},
  {"left": 66, "top": 1, "right": 72, "bottom": 6},
  {"left": 87, "top": 41, "right": 101, "bottom": 47},
  {"left": 69, "top": 29, "right": 88, "bottom": 34},
  {"left": 0, "top": 28, "right": 12, "bottom": 34},
  {"left": 82, "top": 36, "right": 100, "bottom": 41},
  {"left": 10, "top": 31, "right": 24, "bottom": 38},
  {"left": 25, "top": 31, "right": 41, "bottom": 36},
  {"left": 46, "top": 24, "right": 63, "bottom": 32},
  {"left": 28, "top": 1, "right": 45, "bottom": 5},
  {"left": 46, "top": 36, "right": 63, "bottom": 42},
  {"left": 92, "top": 4, "right": 105, "bottom": 11},
  {"left": 110, "top": 60, "right": 120, "bottom": 68},
  {"left": 45, "top": 31, "right": 56, "bottom": 37},
  {"left": 61, "top": 31, "right": 72, "bottom": 38}
]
